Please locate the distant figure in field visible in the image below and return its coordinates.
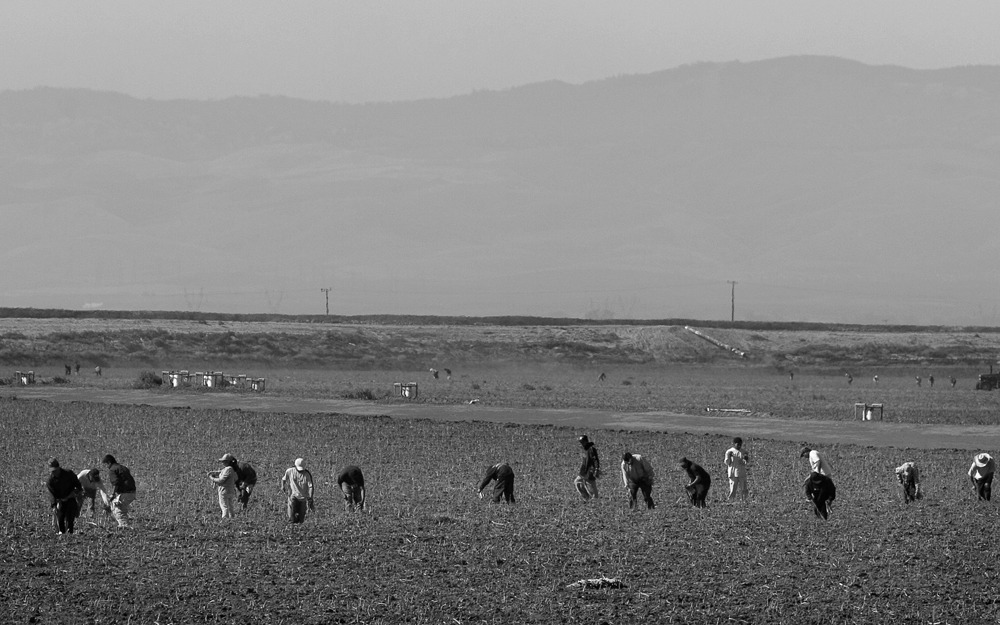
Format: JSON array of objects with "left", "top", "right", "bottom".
[
  {"left": 724, "top": 437, "right": 750, "bottom": 502},
  {"left": 620, "top": 452, "right": 655, "bottom": 511},
  {"left": 680, "top": 457, "right": 711, "bottom": 508},
  {"left": 574, "top": 435, "right": 601, "bottom": 501},
  {"left": 76, "top": 468, "right": 110, "bottom": 518},
  {"left": 915, "top": 376, "right": 921, "bottom": 387},
  {"left": 950, "top": 376, "right": 957, "bottom": 388},
  {"left": 94, "top": 366, "right": 102, "bottom": 377},
  {"left": 75, "top": 362, "right": 80, "bottom": 375},
  {"left": 281, "top": 458, "right": 314, "bottom": 523},
  {"left": 788, "top": 371, "right": 794, "bottom": 381},
  {"left": 845, "top": 373, "right": 853, "bottom": 385},
  {"left": 969, "top": 453, "right": 995, "bottom": 502},
  {"left": 477, "top": 462, "right": 515, "bottom": 504},
  {"left": 805, "top": 472, "right": 836, "bottom": 520},
  {"left": 598, "top": 372, "right": 607, "bottom": 382},
  {"left": 47, "top": 458, "right": 83, "bottom": 535},
  {"left": 429, "top": 368, "right": 439, "bottom": 379},
  {"left": 928, "top": 375, "right": 935, "bottom": 387},
  {"left": 895, "top": 462, "right": 921, "bottom": 504},
  {"left": 444, "top": 368, "right": 452, "bottom": 380},
  {"left": 207, "top": 453, "right": 239, "bottom": 520},
  {"left": 101, "top": 454, "right": 136, "bottom": 528},
  {"left": 873, "top": 374, "right": 879, "bottom": 385},
  {"left": 64, "top": 364, "right": 72, "bottom": 376},
  {"left": 336, "top": 465, "right": 366, "bottom": 512}
]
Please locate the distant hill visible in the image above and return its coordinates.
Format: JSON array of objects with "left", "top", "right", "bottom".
[{"left": 4, "top": 56, "right": 1000, "bottom": 324}]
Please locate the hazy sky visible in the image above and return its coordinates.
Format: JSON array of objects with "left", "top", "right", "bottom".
[{"left": 4, "top": 1, "right": 1000, "bottom": 103}]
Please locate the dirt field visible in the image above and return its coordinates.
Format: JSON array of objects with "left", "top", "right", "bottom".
[{"left": 9, "top": 385, "right": 1000, "bottom": 451}]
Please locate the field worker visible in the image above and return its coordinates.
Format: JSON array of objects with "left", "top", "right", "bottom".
[
  {"left": 477, "top": 462, "right": 515, "bottom": 504},
  {"left": 895, "top": 462, "right": 922, "bottom": 503},
  {"left": 800, "top": 446, "right": 832, "bottom": 476},
  {"left": 679, "top": 457, "right": 711, "bottom": 508},
  {"left": 101, "top": 454, "right": 136, "bottom": 529},
  {"left": 574, "top": 435, "right": 601, "bottom": 501},
  {"left": 336, "top": 465, "right": 366, "bottom": 512},
  {"left": 281, "top": 458, "right": 314, "bottom": 523},
  {"left": 969, "top": 453, "right": 995, "bottom": 501},
  {"left": 724, "top": 437, "right": 750, "bottom": 502},
  {"left": 231, "top": 456, "right": 258, "bottom": 511},
  {"left": 75, "top": 468, "right": 110, "bottom": 518},
  {"left": 620, "top": 452, "right": 655, "bottom": 510},
  {"left": 207, "top": 453, "right": 239, "bottom": 520},
  {"left": 805, "top": 472, "right": 836, "bottom": 520},
  {"left": 46, "top": 458, "right": 83, "bottom": 535}
]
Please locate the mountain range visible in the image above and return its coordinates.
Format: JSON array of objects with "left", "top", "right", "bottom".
[{"left": 3, "top": 56, "right": 1000, "bottom": 324}]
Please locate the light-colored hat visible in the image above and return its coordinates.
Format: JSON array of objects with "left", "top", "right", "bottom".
[
  {"left": 975, "top": 453, "right": 992, "bottom": 468},
  {"left": 218, "top": 453, "right": 236, "bottom": 464},
  {"left": 294, "top": 458, "right": 306, "bottom": 471}
]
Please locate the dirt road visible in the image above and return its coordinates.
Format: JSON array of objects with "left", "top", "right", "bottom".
[{"left": 6, "top": 386, "right": 996, "bottom": 450}]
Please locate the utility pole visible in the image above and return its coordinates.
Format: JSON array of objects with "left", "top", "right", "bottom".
[
  {"left": 727, "top": 281, "right": 737, "bottom": 322},
  {"left": 320, "top": 288, "right": 331, "bottom": 315}
]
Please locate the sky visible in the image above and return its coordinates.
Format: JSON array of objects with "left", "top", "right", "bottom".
[{"left": 4, "top": 1, "right": 1000, "bottom": 103}]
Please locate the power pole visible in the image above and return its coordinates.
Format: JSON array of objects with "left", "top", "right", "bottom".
[
  {"left": 320, "top": 288, "right": 331, "bottom": 315},
  {"left": 727, "top": 281, "right": 737, "bottom": 322}
]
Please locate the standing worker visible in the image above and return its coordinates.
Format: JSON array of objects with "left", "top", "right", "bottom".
[
  {"left": 46, "top": 458, "right": 83, "bottom": 535},
  {"left": 336, "top": 465, "right": 366, "bottom": 512},
  {"left": 574, "top": 435, "right": 601, "bottom": 501},
  {"left": 207, "top": 453, "right": 239, "bottom": 520},
  {"left": 969, "top": 453, "right": 995, "bottom": 501},
  {"left": 620, "top": 452, "right": 655, "bottom": 510},
  {"left": 724, "top": 437, "right": 750, "bottom": 502},
  {"left": 894, "top": 461, "right": 922, "bottom": 503},
  {"left": 280, "top": 458, "right": 314, "bottom": 523},
  {"left": 477, "top": 462, "right": 515, "bottom": 504},
  {"left": 101, "top": 454, "right": 136, "bottom": 529}
]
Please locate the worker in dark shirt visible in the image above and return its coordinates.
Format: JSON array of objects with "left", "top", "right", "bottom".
[
  {"left": 679, "top": 457, "right": 711, "bottom": 508},
  {"left": 220, "top": 454, "right": 258, "bottom": 511},
  {"left": 101, "top": 454, "right": 137, "bottom": 528},
  {"left": 46, "top": 458, "right": 83, "bottom": 534},
  {"left": 477, "top": 462, "right": 515, "bottom": 504},
  {"left": 574, "top": 435, "right": 601, "bottom": 500},
  {"left": 336, "top": 465, "right": 366, "bottom": 512},
  {"left": 805, "top": 472, "right": 836, "bottom": 520}
]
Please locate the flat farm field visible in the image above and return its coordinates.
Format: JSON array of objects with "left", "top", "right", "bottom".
[{"left": 4, "top": 398, "right": 1000, "bottom": 624}]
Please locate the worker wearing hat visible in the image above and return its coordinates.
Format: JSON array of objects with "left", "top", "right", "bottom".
[
  {"left": 280, "top": 458, "right": 315, "bottom": 523},
  {"left": 574, "top": 435, "right": 601, "bottom": 501},
  {"left": 207, "top": 453, "right": 239, "bottom": 520},
  {"left": 969, "top": 453, "right": 996, "bottom": 501}
]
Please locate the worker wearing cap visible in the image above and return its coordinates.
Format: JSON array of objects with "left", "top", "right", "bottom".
[
  {"left": 207, "top": 453, "right": 239, "bottom": 520},
  {"left": 46, "top": 458, "right": 83, "bottom": 534},
  {"left": 280, "top": 458, "right": 314, "bottom": 523},
  {"left": 969, "top": 453, "right": 996, "bottom": 501},
  {"left": 574, "top": 435, "right": 601, "bottom": 501}
]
